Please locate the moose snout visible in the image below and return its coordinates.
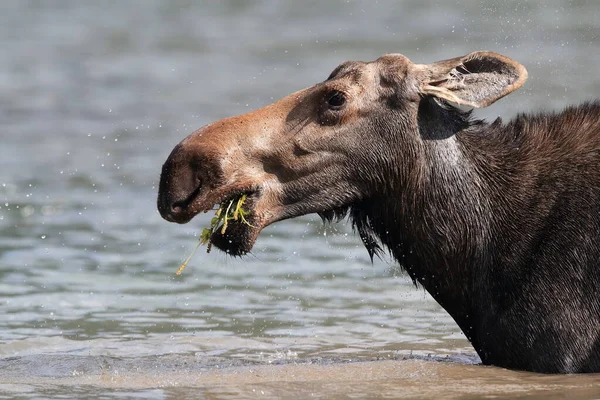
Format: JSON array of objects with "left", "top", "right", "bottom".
[{"left": 157, "top": 148, "right": 206, "bottom": 224}]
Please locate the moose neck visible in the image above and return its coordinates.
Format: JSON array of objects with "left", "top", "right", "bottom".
[{"left": 354, "top": 98, "right": 516, "bottom": 344}]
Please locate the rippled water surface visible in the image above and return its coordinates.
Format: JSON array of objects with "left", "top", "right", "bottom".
[{"left": 2, "top": 1, "right": 600, "bottom": 398}]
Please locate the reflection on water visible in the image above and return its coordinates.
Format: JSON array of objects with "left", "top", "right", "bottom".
[{"left": 1, "top": 0, "right": 600, "bottom": 398}]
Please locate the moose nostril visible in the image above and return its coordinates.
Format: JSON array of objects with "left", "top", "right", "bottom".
[{"left": 171, "top": 203, "right": 184, "bottom": 214}]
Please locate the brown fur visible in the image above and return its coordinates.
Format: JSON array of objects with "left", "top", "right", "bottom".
[{"left": 158, "top": 52, "right": 600, "bottom": 373}]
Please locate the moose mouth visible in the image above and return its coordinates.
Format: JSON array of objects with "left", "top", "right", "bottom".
[
  {"left": 204, "top": 190, "right": 262, "bottom": 256},
  {"left": 164, "top": 185, "right": 265, "bottom": 256}
]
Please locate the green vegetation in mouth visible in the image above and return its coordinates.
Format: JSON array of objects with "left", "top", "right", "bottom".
[{"left": 175, "top": 194, "right": 252, "bottom": 275}]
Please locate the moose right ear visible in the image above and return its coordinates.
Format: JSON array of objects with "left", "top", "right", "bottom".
[{"left": 414, "top": 51, "right": 528, "bottom": 108}]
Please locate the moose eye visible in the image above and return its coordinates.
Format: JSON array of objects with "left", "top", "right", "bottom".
[{"left": 327, "top": 91, "right": 346, "bottom": 109}]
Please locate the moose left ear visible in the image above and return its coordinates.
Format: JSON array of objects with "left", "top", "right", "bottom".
[{"left": 415, "top": 51, "right": 528, "bottom": 108}]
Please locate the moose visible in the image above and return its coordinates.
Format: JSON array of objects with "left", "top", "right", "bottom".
[{"left": 157, "top": 51, "right": 600, "bottom": 373}]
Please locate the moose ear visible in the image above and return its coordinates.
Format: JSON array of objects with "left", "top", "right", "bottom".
[{"left": 415, "top": 51, "right": 527, "bottom": 108}]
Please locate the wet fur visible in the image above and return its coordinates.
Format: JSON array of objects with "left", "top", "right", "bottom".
[{"left": 323, "top": 98, "right": 600, "bottom": 373}]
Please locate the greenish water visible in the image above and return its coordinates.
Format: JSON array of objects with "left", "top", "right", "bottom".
[{"left": 1, "top": 1, "right": 600, "bottom": 398}]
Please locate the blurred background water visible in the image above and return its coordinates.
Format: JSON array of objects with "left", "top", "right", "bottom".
[{"left": 1, "top": 0, "right": 600, "bottom": 398}]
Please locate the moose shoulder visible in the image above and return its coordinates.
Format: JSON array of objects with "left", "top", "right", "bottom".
[{"left": 157, "top": 51, "right": 600, "bottom": 373}]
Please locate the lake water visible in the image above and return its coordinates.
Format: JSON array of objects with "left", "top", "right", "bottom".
[{"left": 1, "top": 1, "right": 600, "bottom": 398}]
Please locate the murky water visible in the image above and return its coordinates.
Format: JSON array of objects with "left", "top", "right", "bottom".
[{"left": 1, "top": 1, "right": 600, "bottom": 398}]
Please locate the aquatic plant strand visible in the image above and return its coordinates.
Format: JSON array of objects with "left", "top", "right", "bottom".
[{"left": 175, "top": 194, "right": 251, "bottom": 275}]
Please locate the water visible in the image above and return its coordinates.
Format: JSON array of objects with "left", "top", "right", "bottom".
[{"left": 1, "top": 1, "right": 600, "bottom": 398}]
